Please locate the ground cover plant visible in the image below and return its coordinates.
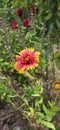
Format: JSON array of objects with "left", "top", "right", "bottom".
[{"left": 0, "top": 0, "right": 60, "bottom": 130}]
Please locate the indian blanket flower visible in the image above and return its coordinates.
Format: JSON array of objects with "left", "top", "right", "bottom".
[
  {"left": 10, "top": 21, "right": 18, "bottom": 30},
  {"left": 14, "top": 48, "right": 40, "bottom": 73},
  {"left": 23, "top": 18, "right": 31, "bottom": 27},
  {"left": 16, "top": 8, "right": 23, "bottom": 16}
]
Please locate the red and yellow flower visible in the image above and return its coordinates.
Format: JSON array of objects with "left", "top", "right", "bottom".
[{"left": 14, "top": 48, "right": 40, "bottom": 73}]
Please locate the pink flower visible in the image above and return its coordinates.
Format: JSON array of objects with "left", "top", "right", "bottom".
[
  {"left": 29, "top": 6, "right": 38, "bottom": 14},
  {"left": 10, "top": 21, "right": 18, "bottom": 30},
  {"left": 23, "top": 18, "right": 30, "bottom": 27},
  {"left": 16, "top": 8, "right": 23, "bottom": 16},
  {"left": 14, "top": 48, "right": 40, "bottom": 73}
]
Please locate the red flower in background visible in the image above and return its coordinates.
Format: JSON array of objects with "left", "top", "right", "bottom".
[
  {"left": 29, "top": 6, "right": 38, "bottom": 14},
  {"left": 10, "top": 21, "right": 18, "bottom": 30},
  {"left": 16, "top": 8, "right": 23, "bottom": 16},
  {"left": 23, "top": 18, "right": 30, "bottom": 27}
]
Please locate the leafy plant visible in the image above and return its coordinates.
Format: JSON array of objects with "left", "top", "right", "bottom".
[
  {"left": 36, "top": 101, "right": 59, "bottom": 130},
  {"left": 21, "top": 81, "right": 59, "bottom": 130},
  {"left": 54, "top": 50, "right": 60, "bottom": 70}
]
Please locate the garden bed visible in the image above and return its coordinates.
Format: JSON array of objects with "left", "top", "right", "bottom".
[{"left": 0, "top": 1, "right": 60, "bottom": 130}]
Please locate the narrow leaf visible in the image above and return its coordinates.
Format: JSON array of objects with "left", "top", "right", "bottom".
[
  {"left": 43, "top": 104, "right": 49, "bottom": 114},
  {"left": 36, "top": 112, "right": 45, "bottom": 119},
  {"left": 41, "top": 121, "right": 56, "bottom": 130}
]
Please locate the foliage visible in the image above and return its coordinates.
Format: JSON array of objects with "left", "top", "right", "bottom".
[
  {"left": 0, "top": 75, "right": 15, "bottom": 103},
  {"left": 21, "top": 81, "right": 59, "bottom": 130},
  {"left": 0, "top": 0, "right": 60, "bottom": 130},
  {"left": 54, "top": 50, "right": 60, "bottom": 70}
]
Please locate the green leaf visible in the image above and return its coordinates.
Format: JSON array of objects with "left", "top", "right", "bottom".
[
  {"left": 45, "top": 13, "right": 52, "bottom": 20},
  {"left": 54, "top": 51, "right": 60, "bottom": 70},
  {"left": 49, "top": 22, "right": 54, "bottom": 31},
  {"left": 41, "top": 121, "right": 56, "bottom": 130},
  {"left": 36, "top": 118, "right": 41, "bottom": 124},
  {"left": 6, "top": 76, "right": 11, "bottom": 86},
  {"left": 23, "top": 98, "right": 28, "bottom": 105},
  {"left": 32, "top": 94, "right": 40, "bottom": 97},
  {"left": 0, "top": 29, "right": 4, "bottom": 33},
  {"left": 43, "top": 104, "right": 49, "bottom": 114},
  {"left": 36, "top": 112, "right": 45, "bottom": 119},
  {"left": 55, "top": 58, "right": 60, "bottom": 70},
  {"left": 46, "top": 115, "right": 53, "bottom": 122},
  {"left": 0, "top": 76, "right": 6, "bottom": 79},
  {"left": 7, "top": 95, "right": 18, "bottom": 98},
  {"left": 56, "top": 19, "right": 60, "bottom": 28}
]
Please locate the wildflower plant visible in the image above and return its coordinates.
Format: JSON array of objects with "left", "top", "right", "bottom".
[
  {"left": 0, "top": 0, "right": 60, "bottom": 130},
  {"left": 14, "top": 48, "right": 59, "bottom": 130}
]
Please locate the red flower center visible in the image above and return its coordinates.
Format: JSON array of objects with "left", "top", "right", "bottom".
[{"left": 21, "top": 53, "right": 34, "bottom": 65}]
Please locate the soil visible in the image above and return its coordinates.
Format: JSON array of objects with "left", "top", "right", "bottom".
[
  {"left": 0, "top": 103, "right": 30, "bottom": 130},
  {"left": 0, "top": 102, "right": 60, "bottom": 130}
]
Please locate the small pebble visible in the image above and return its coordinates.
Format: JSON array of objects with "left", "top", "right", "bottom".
[{"left": 14, "top": 126, "right": 20, "bottom": 130}]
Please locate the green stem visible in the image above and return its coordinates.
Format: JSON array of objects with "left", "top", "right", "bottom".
[
  {"left": 23, "top": 112, "right": 32, "bottom": 125},
  {"left": 24, "top": 71, "right": 34, "bottom": 80},
  {"left": 55, "top": 92, "right": 59, "bottom": 104},
  {"left": 10, "top": 85, "right": 30, "bottom": 110},
  {"left": 11, "top": 103, "right": 25, "bottom": 111},
  {"left": 10, "top": 86, "right": 26, "bottom": 103}
]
